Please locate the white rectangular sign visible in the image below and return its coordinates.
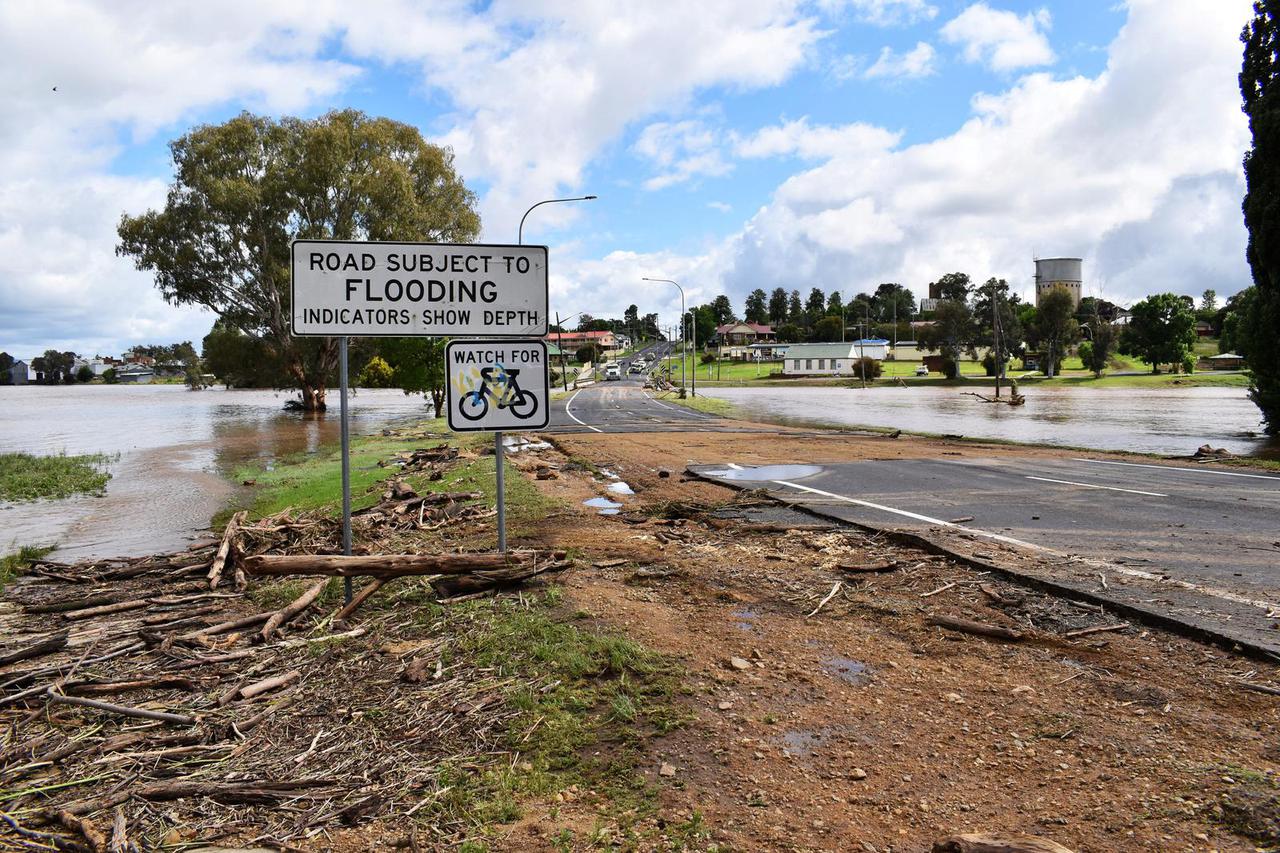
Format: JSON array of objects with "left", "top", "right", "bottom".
[
  {"left": 446, "top": 340, "right": 550, "bottom": 432},
  {"left": 291, "top": 240, "right": 548, "bottom": 337}
]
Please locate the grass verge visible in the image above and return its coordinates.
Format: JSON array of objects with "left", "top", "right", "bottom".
[
  {"left": 0, "top": 545, "right": 55, "bottom": 590},
  {"left": 664, "top": 393, "right": 740, "bottom": 418},
  {"left": 0, "top": 451, "right": 113, "bottom": 502}
]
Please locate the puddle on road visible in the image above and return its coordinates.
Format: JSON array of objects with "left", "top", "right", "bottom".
[
  {"left": 705, "top": 464, "right": 822, "bottom": 481},
  {"left": 583, "top": 496, "right": 623, "bottom": 515},
  {"left": 607, "top": 481, "right": 635, "bottom": 496},
  {"left": 821, "top": 656, "right": 872, "bottom": 685},
  {"left": 504, "top": 437, "right": 552, "bottom": 452},
  {"left": 732, "top": 607, "right": 758, "bottom": 632},
  {"left": 779, "top": 729, "right": 826, "bottom": 758}
]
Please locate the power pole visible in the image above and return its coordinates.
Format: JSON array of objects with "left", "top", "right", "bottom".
[{"left": 992, "top": 287, "right": 1001, "bottom": 398}]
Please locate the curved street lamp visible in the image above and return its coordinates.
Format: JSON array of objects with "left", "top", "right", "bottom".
[
  {"left": 518, "top": 195, "right": 597, "bottom": 245},
  {"left": 641, "top": 277, "right": 694, "bottom": 397}
]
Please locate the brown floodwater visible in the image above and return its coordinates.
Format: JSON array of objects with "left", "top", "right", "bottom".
[
  {"left": 704, "top": 384, "right": 1280, "bottom": 458},
  {"left": 0, "top": 385, "right": 432, "bottom": 559}
]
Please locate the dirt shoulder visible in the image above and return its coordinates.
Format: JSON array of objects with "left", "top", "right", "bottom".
[{"left": 514, "top": 428, "right": 1280, "bottom": 851}]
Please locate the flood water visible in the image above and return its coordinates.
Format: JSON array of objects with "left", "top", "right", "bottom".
[
  {"left": 0, "top": 385, "right": 432, "bottom": 559},
  {"left": 704, "top": 385, "right": 1279, "bottom": 459}
]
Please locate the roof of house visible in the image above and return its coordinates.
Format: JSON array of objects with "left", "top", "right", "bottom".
[
  {"left": 1207, "top": 352, "right": 1243, "bottom": 360},
  {"left": 850, "top": 338, "right": 890, "bottom": 345},
  {"left": 715, "top": 322, "right": 774, "bottom": 335},
  {"left": 782, "top": 343, "right": 863, "bottom": 359}
]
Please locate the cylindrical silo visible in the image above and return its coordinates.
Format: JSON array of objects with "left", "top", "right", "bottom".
[{"left": 1034, "top": 257, "right": 1082, "bottom": 309}]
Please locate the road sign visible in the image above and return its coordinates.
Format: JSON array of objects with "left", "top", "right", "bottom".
[
  {"left": 291, "top": 240, "right": 548, "bottom": 337},
  {"left": 446, "top": 340, "right": 550, "bottom": 433}
]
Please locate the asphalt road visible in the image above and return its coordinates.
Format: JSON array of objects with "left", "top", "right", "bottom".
[
  {"left": 547, "top": 343, "right": 726, "bottom": 433},
  {"left": 692, "top": 456, "right": 1280, "bottom": 599}
]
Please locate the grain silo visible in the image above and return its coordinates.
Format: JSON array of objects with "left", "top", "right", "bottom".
[{"left": 1034, "top": 257, "right": 1082, "bottom": 309}]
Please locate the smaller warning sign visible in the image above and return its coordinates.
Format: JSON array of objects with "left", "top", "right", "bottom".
[{"left": 446, "top": 339, "right": 550, "bottom": 433}]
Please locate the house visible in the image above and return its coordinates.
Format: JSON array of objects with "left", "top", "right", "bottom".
[
  {"left": 7, "top": 359, "right": 30, "bottom": 385},
  {"left": 1204, "top": 352, "right": 1246, "bottom": 370},
  {"left": 889, "top": 340, "right": 923, "bottom": 360},
  {"left": 849, "top": 339, "right": 889, "bottom": 360},
  {"left": 543, "top": 330, "right": 617, "bottom": 353},
  {"left": 782, "top": 343, "right": 878, "bottom": 376},
  {"left": 1195, "top": 320, "right": 1214, "bottom": 338},
  {"left": 115, "top": 365, "right": 154, "bottom": 384},
  {"left": 714, "top": 322, "right": 775, "bottom": 346},
  {"left": 747, "top": 342, "right": 789, "bottom": 361}
]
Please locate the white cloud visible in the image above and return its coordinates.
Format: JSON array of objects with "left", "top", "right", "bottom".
[
  {"left": 819, "top": 0, "right": 938, "bottom": 27},
  {"left": 633, "top": 120, "right": 733, "bottom": 190},
  {"left": 735, "top": 118, "right": 901, "bottom": 160},
  {"left": 0, "top": 0, "right": 825, "bottom": 355},
  {"left": 593, "top": 0, "right": 1254, "bottom": 314},
  {"left": 863, "top": 41, "right": 937, "bottom": 79},
  {"left": 708, "top": 201, "right": 733, "bottom": 212},
  {"left": 941, "top": 3, "right": 1055, "bottom": 72}
]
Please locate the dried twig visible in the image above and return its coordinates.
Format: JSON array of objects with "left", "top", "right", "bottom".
[{"left": 806, "top": 582, "right": 842, "bottom": 618}]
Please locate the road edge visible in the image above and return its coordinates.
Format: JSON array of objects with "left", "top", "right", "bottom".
[{"left": 685, "top": 466, "right": 1280, "bottom": 662}]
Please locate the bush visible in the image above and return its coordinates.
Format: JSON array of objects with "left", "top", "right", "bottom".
[
  {"left": 102, "top": 367, "right": 118, "bottom": 384},
  {"left": 357, "top": 355, "right": 395, "bottom": 388},
  {"left": 700, "top": 351, "right": 716, "bottom": 364},
  {"left": 575, "top": 344, "right": 601, "bottom": 365},
  {"left": 851, "top": 357, "right": 882, "bottom": 379},
  {"left": 1077, "top": 341, "right": 1094, "bottom": 366},
  {"left": 76, "top": 365, "right": 94, "bottom": 383}
]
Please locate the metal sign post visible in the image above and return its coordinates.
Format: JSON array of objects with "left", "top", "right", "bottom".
[{"left": 339, "top": 336, "right": 353, "bottom": 603}]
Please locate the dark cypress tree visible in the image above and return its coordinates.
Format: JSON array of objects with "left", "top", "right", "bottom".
[{"left": 1241, "top": 1, "right": 1280, "bottom": 433}]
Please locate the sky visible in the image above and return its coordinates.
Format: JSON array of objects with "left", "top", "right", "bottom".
[{"left": 0, "top": 0, "right": 1258, "bottom": 358}]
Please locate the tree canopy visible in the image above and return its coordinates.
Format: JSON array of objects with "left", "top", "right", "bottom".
[
  {"left": 1119, "top": 292, "right": 1196, "bottom": 374},
  {"left": 117, "top": 110, "right": 481, "bottom": 410},
  {"left": 1240, "top": 1, "right": 1280, "bottom": 432}
]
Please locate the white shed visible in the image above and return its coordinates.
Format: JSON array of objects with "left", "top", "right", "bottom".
[{"left": 783, "top": 343, "right": 879, "bottom": 376}]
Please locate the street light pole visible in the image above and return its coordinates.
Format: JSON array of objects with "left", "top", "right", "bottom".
[
  {"left": 504, "top": 194, "right": 597, "bottom": 554},
  {"left": 642, "top": 277, "right": 694, "bottom": 397}
]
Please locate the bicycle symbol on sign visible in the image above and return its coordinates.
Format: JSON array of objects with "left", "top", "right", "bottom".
[{"left": 457, "top": 364, "right": 539, "bottom": 422}]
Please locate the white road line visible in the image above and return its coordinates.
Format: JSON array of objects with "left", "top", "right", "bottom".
[
  {"left": 756, "top": 474, "right": 1280, "bottom": 612},
  {"left": 564, "top": 390, "right": 603, "bottom": 433},
  {"left": 1072, "top": 457, "right": 1280, "bottom": 482},
  {"left": 1025, "top": 475, "right": 1167, "bottom": 498}
]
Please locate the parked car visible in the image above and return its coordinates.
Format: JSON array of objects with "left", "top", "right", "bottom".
[{"left": 914, "top": 365, "right": 929, "bottom": 376}]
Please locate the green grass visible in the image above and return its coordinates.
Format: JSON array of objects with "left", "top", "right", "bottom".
[
  {"left": 413, "top": 588, "right": 689, "bottom": 846},
  {"left": 1, "top": 545, "right": 55, "bottom": 590},
  {"left": 0, "top": 452, "right": 113, "bottom": 502},
  {"left": 664, "top": 393, "right": 739, "bottom": 418}
]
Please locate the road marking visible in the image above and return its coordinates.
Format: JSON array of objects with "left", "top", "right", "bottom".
[
  {"left": 1072, "top": 457, "right": 1280, "bottom": 482},
  {"left": 1025, "top": 475, "right": 1167, "bottom": 498},
  {"left": 746, "top": 472, "right": 1280, "bottom": 612},
  {"left": 564, "top": 390, "right": 603, "bottom": 433}
]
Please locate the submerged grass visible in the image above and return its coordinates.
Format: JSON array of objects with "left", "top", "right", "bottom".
[
  {"left": 0, "top": 451, "right": 113, "bottom": 502},
  {"left": 0, "top": 545, "right": 55, "bottom": 590}
]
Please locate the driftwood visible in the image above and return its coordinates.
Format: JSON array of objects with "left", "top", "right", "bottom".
[
  {"left": 55, "top": 810, "right": 106, "bottom": 853},
  {"left": 1064, "top": 623, "right": 1129, "bottom": 638},
  {"left": 839, "top": 561, "right": 900, "bottom": 574},
  {"left": 979, "top": 584, "right": 1017, "bottom": 606},
  {"left": 262, "top": 579, "right": 329, "bottom": 641},
  {"left": 333, "top": 578, "right": 386, "bottom": 621},
  {"left": 925, "top": 614, "right": 1024, "bottom": 641},
  {"left": 62, "top": 599, "right": 150, "bottom": 621},
  {"left": 108, "top": 810, "right": 127, "bottom": 853},
  {"left": 239, "top": 669, "right": 300, "bottom": 700},
  {"left": 933, "top": 833, "right": 1074, "bottom": 853},
  {"left": 1237, "top": 681, "right": 1280, "bottom": 697},
  {"left": 178, "top": 611, "right": 271, "bottom": 641},
  {"left": 65, "top": 676, "right": 198, "bottom": 696},
  {"left": 45, "top": 691, "right": 196, "bottom": 726},
  {"left": 24, "top": 594, "right": 118, "bottom": 614},
  {"left": 56, "top": 778, "right": 333, "bottom": 818},
  {"left": 0, "top": 631, "right": 69, "bottom": 666},
  {"left": 243, "top": 550, "right": 566, "bottom": 579},
  {"left": 208, "top": 509, "right": 247, "bottom": 590}
]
